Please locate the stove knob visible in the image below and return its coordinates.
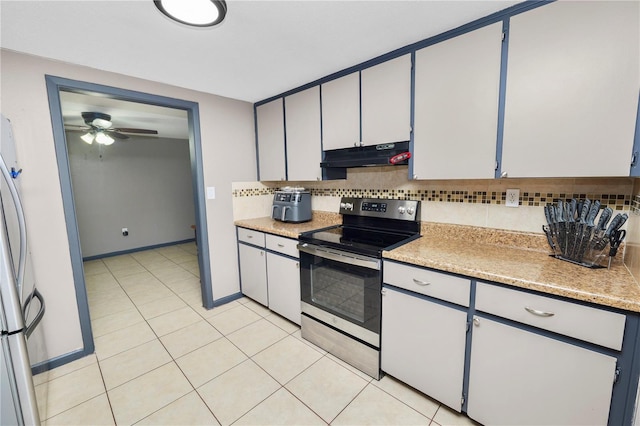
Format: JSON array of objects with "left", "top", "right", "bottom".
[
  {"left": 344, "top": 203, "right": 353, "bottom": 210},
  {"left": 398, "top": 206, "right": 406, "bottom": 215},
  {"left": 406, "top": 207, "right": 415, "bottom": 215},
  {"left": 340, "top": 202, "right": 346, "bottom": 209}
]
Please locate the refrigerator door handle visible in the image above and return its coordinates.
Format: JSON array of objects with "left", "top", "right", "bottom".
[{"left": 23, "top": 289, "right": 45, "bottom": 339}]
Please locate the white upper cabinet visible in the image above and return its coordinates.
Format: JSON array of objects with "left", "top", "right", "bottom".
[
  {"left": 321, "top": 72, "right": 360, "bottom": 150},
  {"left": 361, "top": 54, "right": 412, "bottom": 146},
  {"left": 256, "top": 99, "right": 286, "bottom": 181},
  {"left": 413, "top": 23, "right": 503, "bottom": 180},
  {"left": 285, "top": 87, "right": 322, "bottom": 181},
  {"left": 501, "top": 1, "right": 640, "bottom": 178}
]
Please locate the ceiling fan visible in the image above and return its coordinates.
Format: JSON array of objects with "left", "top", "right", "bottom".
[{"left": 65, "top": 112, "right": 159, "bottom": 145}]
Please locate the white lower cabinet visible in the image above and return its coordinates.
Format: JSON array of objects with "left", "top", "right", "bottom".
[
  {"left": 381, "top": 286, "right": 467, "bottom": 411},
  {"left": 237, "top": 228, "right": 301, "bottom": 324},
  {"left": 238, "top": 243, "right": 268, "bottom": 306},
  {"left": 266, "top": 253, "right": 300, "bottom": 325},
  {"left": 467, "top": 316, "right": 617, "bottom": 425}
]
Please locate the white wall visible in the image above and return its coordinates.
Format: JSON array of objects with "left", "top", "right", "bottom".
[
  {"left": 0, "top": 49, "right": 256, "bottom": 364},
  {"left": 67, "top": 132, "right": 195, "bottom": 258}
]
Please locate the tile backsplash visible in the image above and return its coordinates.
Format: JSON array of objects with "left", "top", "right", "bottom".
[{"left": 233, "top": 166, "right": 633, "bottom": 235}]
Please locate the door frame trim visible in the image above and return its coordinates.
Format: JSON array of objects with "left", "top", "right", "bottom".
[{"left": 43, "top": 75, "right": 213, "bottom": 369}]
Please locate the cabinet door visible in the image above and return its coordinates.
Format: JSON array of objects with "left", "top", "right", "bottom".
[
  {"left": 381, "top": 287, "right": 467, "bottom": 411},
  {"left": 361, "top": 54, "right": 411, "bottom": 146},
  {"left": 256, "top": 98, "right": 286, "bottom": 181},
  {"left": 467, "top": 316, "right": 616, "bottom": 425},
  {"left": 238, "top": 243, "right": 268, "bottom": 306},
  {"left": 413, "top": 23, "right": 502, "bottom": 180},
  {"left": 501, "top": 1, "right": 639, "bottom": 177},
  {"left": 285, "top": 87, "right": 322, "bottom": 181},
  {"left": 321, "top": 72, "right": 360, "bottom": 150},
  {"left": 266, "top": 253, "right": 301, "bottom": 325}
]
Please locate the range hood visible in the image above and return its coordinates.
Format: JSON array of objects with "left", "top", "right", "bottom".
[{"left": 320, "top": 141, "right": 410, "bottom": 169}]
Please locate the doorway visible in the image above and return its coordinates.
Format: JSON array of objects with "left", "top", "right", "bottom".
[{"left": 45, "top": 76, "right": 213, "bottom": 359}]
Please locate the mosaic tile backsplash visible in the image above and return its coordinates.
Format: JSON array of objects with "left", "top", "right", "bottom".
[
  {"left": 233, "top": 186, "right": 631, "bottom": 210},
  {"left": 232, "top": 167, "right": 634, "bottom": 234}
]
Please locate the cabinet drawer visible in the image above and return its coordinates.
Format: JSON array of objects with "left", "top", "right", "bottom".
[
  {"left": 237, "top": 228, "right": 265, "bottom": 247},
  {"left": 265, "top": 234, "right": 299, "bottom": 258},
  {"left": 383, "top": 261, "right": 470, "bottom": 307},
  {"left": 475, "top": 282, "right": 626, "bottom": 351}
]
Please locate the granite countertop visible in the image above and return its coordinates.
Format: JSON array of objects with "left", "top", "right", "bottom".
[
  {"left": 234, "top": 212, "right": 341, "bottom": 239},
  {"left": 234, "top": 216, "right": 640, "bottom": 313},
  {"left": 384, "top": 223, "right": 640, "bottom": 313}
]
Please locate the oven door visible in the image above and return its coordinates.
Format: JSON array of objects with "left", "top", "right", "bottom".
[{"left": 298, "top": 243, "right": 381, "bottom": 347}]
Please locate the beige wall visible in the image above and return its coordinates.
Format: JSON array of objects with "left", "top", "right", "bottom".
[{"left": 1, "top": 49, "right": 256, "bottom": 364}]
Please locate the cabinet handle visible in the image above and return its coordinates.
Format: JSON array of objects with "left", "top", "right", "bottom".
[
  {"left": 247, "top": 235, "right": 253, "bottom": 238},
  {"left": 277, "top": 243, "right": 285, "bottom": 248},
  {"left": 524, "top": 306, "right": 554, "bottom": 317},
  {"left": 260, "top": 251, "right": 264, "bottom": 257},
  {"left": 413, "top": 278, "right": 430, "bottom": 286},
  {"left": 296, "top": 262, "right": 299, "bottom": 269}
]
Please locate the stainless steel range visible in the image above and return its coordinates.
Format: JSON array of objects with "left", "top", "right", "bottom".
[{"left": 297, "top": 197, "right": 421, "bottom": 379}]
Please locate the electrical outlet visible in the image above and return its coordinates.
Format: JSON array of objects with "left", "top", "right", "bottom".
[
  {"left": 122, "top": 228, "right": 129, "bottom": 236},
  {"left": 506, "top": 189, "right": 520, "bottom": 208}
]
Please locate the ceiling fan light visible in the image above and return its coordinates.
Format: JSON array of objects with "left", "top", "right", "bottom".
[
  {"left": 80, "top": 132, "right": 95, "bottom": 144},
  {"left": 92, "top": 118, "right": 112, "bottom": 128},
  {"left": 95, "top": 132, "right": 115, "bottom": 146},
  {"left": 154, "top": 0, "right": 227, "bottom": 27}
]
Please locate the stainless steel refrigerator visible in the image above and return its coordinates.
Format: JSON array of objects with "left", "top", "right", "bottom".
[{"left": 0, "top": 114, "right": 44, "bottom": 425}]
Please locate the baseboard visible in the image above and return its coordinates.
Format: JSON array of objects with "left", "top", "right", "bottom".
[
  {"left": 82, "top": 238, "right": 196, "bottom": 261},
  {"left": 212, "top": 292, "right": 243, "bottom": 307},
  {"left": 31, "top": 347, "right": 93, "bottom": 375}
]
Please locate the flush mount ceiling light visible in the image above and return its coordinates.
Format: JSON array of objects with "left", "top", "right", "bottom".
[{"left": 154, "top": 0, "right": 227, "bottom": 27}]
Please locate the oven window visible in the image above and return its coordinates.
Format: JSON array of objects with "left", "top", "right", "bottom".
[
  {"left": 311, "top": 264, "right": 366, "bottom": 322},
  {"left": 300, "top": 253, "right": 381, "bottom": 334}
]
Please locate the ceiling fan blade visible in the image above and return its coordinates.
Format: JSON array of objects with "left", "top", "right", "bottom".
[
  {"left": 113, "top": 128, "right": 158, "bottom": 135},
  {"left": 64, "top": 124, "right": 90, "bottom": 130},
  {"left": 106, "top": 130, "right": 130, "bottom": 140}
]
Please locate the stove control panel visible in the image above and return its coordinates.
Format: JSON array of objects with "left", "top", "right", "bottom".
[
  {"left": 361, "top": 202, "right": 387, "bottom": 212},
  {"left": 339, "top": 197, "right": 421, "bottom": 221}
]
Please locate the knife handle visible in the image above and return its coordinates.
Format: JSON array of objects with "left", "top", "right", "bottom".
[
  {"left": 556, "top": 200, "right": 565, "bottom": 223},
  {"left": 597, "top": 207, "right": 613, "bottom": 231},
  {"left": 605, "top": 213, "right": 626, "bottom": 238},
  {"left": 544, "top": 205, "right": 553, "bottom": 226},
  {"left": 570, "top": 199, "right": 577, "bottom": 221},
  {"left": 579, "top": 199, "right": 591, "bottom": 224},
  {"left": 586, "top": 200, "right": 600, "bottom": 227}
]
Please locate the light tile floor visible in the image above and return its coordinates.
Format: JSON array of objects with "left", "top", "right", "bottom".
[{"left": 34, "top": 242, "right": 478, "bottom": 425}]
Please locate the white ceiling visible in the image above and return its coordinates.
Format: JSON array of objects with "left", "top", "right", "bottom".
[
  {"left": 1, "top": 0, "right": 520, "bottom": 104},
  {"left": 60, "top": 91, "right": 189, "bottom": 139}
]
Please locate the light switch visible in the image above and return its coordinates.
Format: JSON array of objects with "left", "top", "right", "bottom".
[{"left": 207, "top": 187, "right": 216, "bottom": 200}]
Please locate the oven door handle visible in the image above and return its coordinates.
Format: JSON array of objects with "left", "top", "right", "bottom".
[{"left": 297, "top": 243, "right": 380, "bottom": 270}]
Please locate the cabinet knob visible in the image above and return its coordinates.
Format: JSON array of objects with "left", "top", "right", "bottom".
[
  {"left": 473, "top": 317, "right": 480, "bottom": 327},
  {"left": 500, "top": 171, "right": 508, "bottom": 178},
  {"left": 296, "top": 262, "right": 299, "bottom": 269}
]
